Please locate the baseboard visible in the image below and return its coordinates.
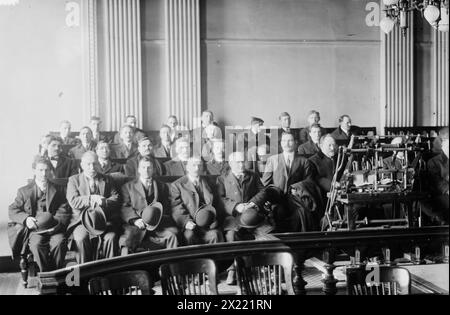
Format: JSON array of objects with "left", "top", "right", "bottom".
[{"left": 0, "top": 256, "right": 19, "bottom": 273}]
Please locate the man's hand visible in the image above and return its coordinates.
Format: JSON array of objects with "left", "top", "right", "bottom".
[
  {"left": 90, "top": 195, "right": 105, "bottom": 208},
  {"left": 25, "top": 217, "right": 38, "bottom": 230},
  {"left": 185, "top": 220, "right": 197, "bottom": 231},
  {"left": 134, "top": 219, "right": 147, "bottom": 230},
  {"left": 235, "top": 203, "right": 247, "bottom": 213}
]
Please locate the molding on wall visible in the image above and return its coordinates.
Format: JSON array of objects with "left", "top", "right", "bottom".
[{"left": 201, "top": 39, "right": 381, "bottom": 46}]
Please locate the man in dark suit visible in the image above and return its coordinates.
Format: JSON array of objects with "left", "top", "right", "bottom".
[
  {"left": 299, "top": 110, "right": 326, "bottom": 144},
  {"left": 277, "top": 112, "right": 299, "bottom": 152},
  {"left": 192, "top": 110, "right": 222, "bottom": 141},
  {"left": 124, "top": 137, "right": 163, "bottom": 178},
  {"left": 96, "top": 141, "right": 124, "bottom": 175},
  {"left": 120, "top": 157, "right": 179, "bottom": 252},
  {"left": 66, "top": 152, "right": 120, "bottom": 264},
  {"left": 170, "top": 157, "right": 223, "bottom": 245},
  {"left": 153, "top": 125, "right": 175, "bottom": 158},
  {"left": 69, "top": 126, "right": 97, "bottom": 160},
  {"left": 205, "top": 139, "right": 229, "bottom": 175},
  {"left": 90, "top": 116, "right": 111, "bottom": 144},
  {"left": 59, "top": 120, "right": 78, "bottom": 145},
  {"left": 298, "top": 123, "right": 321, "bottom": 157},
  {"left": 237, "top": 117, "right": 270, "bottom": 151},
  {"left": 309, "top": 135, "right": 338, "bottom": 195},
  {"left": 164, "top": 138, "right": 201, "bottom": 176},
  {"left": 426, "top": 129, "right": 449, "bottom": 223},
  {"left": 330, "top": 115, "right": 354, "bottom": 145},
  {"left": 262, "top": 132, "right": 313, "bottom": 232},
  {"left": 45, "top": 136, "right": 79, "bottom": 179},
  {"left": 113, "top": 115, "right": 147, "bottom": 144},
  {"left": 8, "top": 157, "right": 70, "bottom": 272},
  {"left": 111, "top": 125, "right": 138, "bottom": 159}
]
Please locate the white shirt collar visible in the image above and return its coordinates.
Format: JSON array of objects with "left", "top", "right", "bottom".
[
  {"left": 188, "top": 175, "right": 200, "bottom": 185},
  {"left": 35, "top": 180, "right": 47, "bottom": 192}
]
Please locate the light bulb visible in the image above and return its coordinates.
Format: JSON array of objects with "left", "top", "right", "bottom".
[
  {"left": 383, "top": 0, "right": 399, "bottom": 6},
  {"left": 424, "top": 5, "right": 441, "bottom": 24},
  {"left": 380, "top": 17, "right": 396, "bottom": 34}
]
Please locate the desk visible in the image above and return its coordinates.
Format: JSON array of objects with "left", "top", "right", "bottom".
[{"left": 403, "top": 264, "right": 449, "bottom": 294}]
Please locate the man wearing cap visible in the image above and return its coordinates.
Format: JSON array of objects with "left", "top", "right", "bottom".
[
  {"left": 66, "top": 152, "right": 120, "bottom": 263},
  {"left": 111, "top": 125, "right": 138, "bottom": 159},
  {"left": 69, "top": 126, "right": 97, "bottom": 160},
  {"left": 299, "top": 110, "right": 326, "bottom": 145},
  {"left": 8, "top": 157, "right": 70, "bottom": 272},
  {"left": 120, "top": 157, "right": 179, "bottom": 253},
  {"left": 165, "top": 138, "right": 203, "bottom": 176},
  {"left": 153, "top": 125, "right": 176, "bottom": 158},
  {"left": 96, "top": 141, "right": 124, "bottom": 175},
  {"left": 45, "top": 136, "right": 79, "bottom": 179},
  {"left": 205, "top": 139, "right": 230, "bottom": 175},
  {"left": 125, "top": 137, "right": 163, "bottom": 178},
  {"left": 216, "top": 152, "right": 275, "bottom": 284},
  {"left": 59, "top": 120, "right": 79, "bottom": 145},
  {"left": 298, "top": 123, "right": 322, "bottom": 157},
  {"left": 170, "top": 157, "right": 223, "bottom": 245}
]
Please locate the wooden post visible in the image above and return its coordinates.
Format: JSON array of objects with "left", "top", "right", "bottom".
[
  {"left": 19, "top": 255, "right": 29, "bottom": 288},
  {"left": 293, "top": 251, "right": 307, "bottom": 295},
  {"left": 321, "top": 249, "right": 338, "bottom": 295}
]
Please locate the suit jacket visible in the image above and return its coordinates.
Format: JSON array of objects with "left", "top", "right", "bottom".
[
  {"left": 262, "top": 153, "right": 313, "bottom": 193},
  {"left": 69, "top": 142, "right": 97, "bottom": 160},
  {"left": 8, "top": 181, "right": 71, "bottom": 257},
  {"left": 113, "top": 128, "right": 147, "bottom": 144},
  {"left": 427, "top": 152, "right": 449, "bottom": 196},
  {"left": 46, "top": 156, "right": 79, "bottom": 179},
  {"left": 153, "top": 143, "right": 175, "bottom": 158},
  {"left": 60, "top": 136, "right": 79, "bottom": 146},
  {"left": 309, "top": 151, "right": 336, "bottom": 193},
  {"left": 206, "top": 160, "right": 230, "bottom": 176},
  {"left": 299, "top": 126, "right": 326, "bottom": 145},
  {"left": 124, "top": 154, "right": 164, "bottom": 178},
  {"left": 170, "top": 176, "right": 216, "bottom": 229},
  {"left": 98, "top": 159, "right": 124, "bottom": 175},
  {"left": 298, "top": 140, "right": 320, "bottom": 157},
  {"left": 66, "top": 173, "right": 120, "bottom": 230},
  {"left": 164, "top": 159, "right": 187, "bottom": 176},
  {"left": 110, "top": 142, "right": 138, "bottom": 159}
]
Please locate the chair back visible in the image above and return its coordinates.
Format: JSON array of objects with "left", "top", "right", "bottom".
[
  {"left": 346, "top": 266, "right": 411, "bottom": 295},
  {"left": 235, "top": 251, "right": 295, "bottom": 295},
  {"left": 159, "top": 258, "right": 218, "bottom": 295},
  {"left": 88, "top": 270, "right": 153, "bottom": 295}
]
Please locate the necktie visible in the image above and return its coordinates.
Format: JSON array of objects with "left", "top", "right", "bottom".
[
  {"left": 286, "top": 156, "right": 291, "bottom": 173},
  {"left": 88, "top": 178, "right": 96, "bottom": 194}
]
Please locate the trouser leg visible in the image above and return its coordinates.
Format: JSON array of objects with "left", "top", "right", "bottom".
[
  {"left": 28, "top": 234, "right": 50, "bottom": 272},
  {"left": 72, "top": 225, "right": 92, "bottom": 264},
  {"left": 102, "top": 231, "right": 118, "bottom": 259},
  {"left": 49, "top": 233, "right": 67, "bottom": 270}
]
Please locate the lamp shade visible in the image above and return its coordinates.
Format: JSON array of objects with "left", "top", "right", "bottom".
[
  {"left": 383, "top": 0, "right": 399, "bottom": 6},
  {"left": 424, "top": 5, "right": 441, "bottom": 24},
  {"left": 380, "top": 17, "right": 396, "bottom": 34}
]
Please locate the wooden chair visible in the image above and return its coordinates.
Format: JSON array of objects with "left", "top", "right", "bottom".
[
  {"left": 159, "top": 258, "right": 218, "bottom": 295},
  {"left": 346, "top": 266, "right": 411, "bottom": 295},
  {"left": 88, "top": 270, "right": 153, "bottom": 295},
  {"left": 235, "top": 252, "right": 295, "bottom": 295}
]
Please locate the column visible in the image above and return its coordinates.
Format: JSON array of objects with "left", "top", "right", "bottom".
[
  {"left": 165, "top": 0, "right": 201, "bottom": 129},
  {"left": 432, "top": 30, "right": 449, "bottom": 126}
]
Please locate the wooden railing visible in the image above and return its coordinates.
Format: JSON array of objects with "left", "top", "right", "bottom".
[{"left": 37, "top": 226, "right": 449, "bottom": 295}]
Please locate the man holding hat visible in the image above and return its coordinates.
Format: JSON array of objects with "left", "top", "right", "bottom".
[
  {"left": 124, "top": 137, "right": 163, "bottom": 178},
  {"left": 120, "top": 157, "right": 179, "bottom": 253},
  {"left": 66, "top": 152, "right": 120, "bottom": 263},
  {"left": 170, "top": 157, "right": 223, "bottom": 245},
  {"left": 8, "top": 157, "right": 70, "bottom": 272},
  {"left": 216, "top": 151, "right": 275, "bottom": 284}
]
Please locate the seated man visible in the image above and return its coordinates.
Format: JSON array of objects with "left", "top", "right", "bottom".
[
  {"left": 167, "top": 115, "right": 187, "bottom": 142},
  {"left": 125, "top": 137, "right": 163, "bottom": 178},
  {"left": 299, "top": 110, "right": 326, "bottom": 144},
  {"left": 96, "top": 141, "right": 124, "bottom": 175},
  {"left": 216, "top": 152, "right": 275, "bottom": 283},
  {"left": 165, "top": 138, "right": 202, "bottom": 176},
  {"left": 120, "top": 157, "right": 179, "bottom": 253},
  {"left": 66, "top": 152, "right": 120, "bottom": 264},
  {"left": 59, "top": 120, "right": 78, "bottom": 145},
  {"left": 330, "top": 115, "right": 354, "bottom": 145},
  {"left": 8, "top": 157, "right": 70, "bottom": 272},
  {"left": 170, "top": 157, "right": 223, "bottom": 245},
  {"left": 238, "top": 117, "right": 270, "bottom": 151},
  {"left": 69, "top": 126, "right": 97, "bottom": 160},
  {"left": 426, "top": 128, "right": 449, "bottom": 224},
  {"left": 205, "top": 138, "right": 230, "bottom": 175},
  {"left": 45, "top": 136, "right": 79, "bottom": 179},
  {"left": 262, "top": 132, "right": 313, "bottom": 232},
  {"left": 277, "top": 112, "right": 299, "bottom": 152},
  {"left": 192, "top": 110, "right": 222, "bottom": 141},
  {"left": 298, "top": 123, "right": 321, "bottom": 157},
  {"left": 38, "top": 134, "right": 53, "bottom": 157},
  {"left": 153, "top": 125, "right": 175, "bottom": 158},
  {"left": 113, "top": 115, "right": 147, "bottom": 144},
  {"left": 90, "top": 116, "right": 111, "bottom": 144},
  {"left": 111, "top": 125, "right": 138, "bottom": 159},
  {"left": 309, "top": 135, "right": 338, "bottom": 196}
]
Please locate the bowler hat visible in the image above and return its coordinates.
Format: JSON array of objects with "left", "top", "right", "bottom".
[
  {"left": 81, "top": 206, "right": 107, "bottom": 236},
  {"left": 194, "top": 205, "right": 216, "bottom": 228},
  {"left": 238, "top": 206, "right": 265, "bottom": 229},
  {"left": 141, "top": 202, "right": 163, "bottom": 231},
  {"left": 34, "top": 212, "right": 61, "bottom": 235}
]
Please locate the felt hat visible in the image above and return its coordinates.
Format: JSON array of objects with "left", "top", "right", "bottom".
[
  {"left": 194, "top": 205, "right": 216, "bottom": 228},
  {"left": 34, "top": 212, "right": 61, "bottom": 235},
  {"left": 81, "top": 206, "right": 107, "bottom": 236},
  {"left": 141, "top": 202, "right": 163, "bottom": 231}
]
